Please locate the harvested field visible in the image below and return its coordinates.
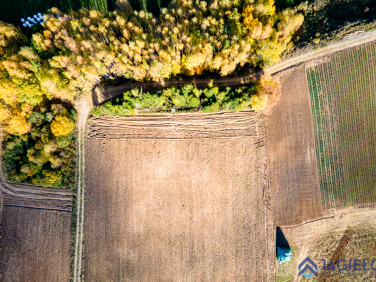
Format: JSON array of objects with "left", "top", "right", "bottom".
[
  {"left": 279, "top": 207, "right": 376, "bottom": 281},
  {"left": 266, "top": 65, "right": 323, "bottom": 226},
  {"left": 85, "top": 112, "right": 274, "bottom": 281},
  {"left": 307, "top": 43, "right": 376, "bottom": 209},
  {"left": 0, "top": 196, "right": 72, "bottom": 282}
]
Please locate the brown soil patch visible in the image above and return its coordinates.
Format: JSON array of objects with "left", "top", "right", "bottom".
[
  {"left": 266, "top": 65, "right": 323, "bottom": 226},
  {"left": 85, "top": 112, "right": 274, "bottom": 281},
  {"left": 280, "top": 207, "right": 376, "bottom": 281},
  {"left": 0, "top": 198, "right": 72, "bottom": 282}
]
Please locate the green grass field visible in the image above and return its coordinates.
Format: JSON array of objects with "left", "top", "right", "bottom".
[{"left": 307, "top": 44, "right": 376, "bottom": 209}]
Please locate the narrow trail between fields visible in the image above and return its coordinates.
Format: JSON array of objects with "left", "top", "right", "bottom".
[
  {"left": 265, "top": 29, "right": 376, "bottom": 75},
  {"left": 73, "top": 97, "right": 92, "bottom": 282}
]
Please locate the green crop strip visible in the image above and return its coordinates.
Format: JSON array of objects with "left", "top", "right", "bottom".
[{"left": 307, "top": 44, "right": 376, "bottom": 209}]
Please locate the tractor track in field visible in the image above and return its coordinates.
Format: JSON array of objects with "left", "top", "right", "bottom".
[
  {"left": 87, "top": 111, "right": 259, "bottom": 140},
  {"left": 72, "top": 98, "right": 92, "bottom": 282}
]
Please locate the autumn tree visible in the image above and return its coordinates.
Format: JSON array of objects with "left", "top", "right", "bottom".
[
  {"left": 50, "top": 115, "right": 75, "bottom": 136},
  {"left": 29, "top": 1, "right": 303, "bottom": 92},
  {"left": 251, "top": 75, "right": 281, "bottom": 111}
]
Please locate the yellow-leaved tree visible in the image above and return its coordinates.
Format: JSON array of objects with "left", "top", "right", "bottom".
[
  {"left": 50, "top": 115, "right": 75, "bottom": 136},
  {"left": 6, "top": 114, "right": 31, "bottom": 135},
  {"left": 251, "top": 75, "right": 281, "bottom": 111}
]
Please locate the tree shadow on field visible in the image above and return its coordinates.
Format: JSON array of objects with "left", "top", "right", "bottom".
[{"left": 276, "top": 226, "right": 290, "bottom": 252}]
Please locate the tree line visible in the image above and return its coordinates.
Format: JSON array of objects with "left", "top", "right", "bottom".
[{"left": 0, "top": 0, "right": 303, "bottom": 186}]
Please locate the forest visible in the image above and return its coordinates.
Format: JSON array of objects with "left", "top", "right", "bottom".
[{"left": 0, "top": 0, "right": 305, "bottom": 187}]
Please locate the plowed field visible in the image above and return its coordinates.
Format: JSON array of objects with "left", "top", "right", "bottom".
[
  {"left": 266, "top": 65, "right": 323, "bottom": 226},
  {"left": 307, "top": 43, "right": 376, "bottom": 209},
  {"left": 0, "top": 198, "right": 72, "bottom": 282},
  {"left": 85, "top": 112, "right": 274, "bottom": 281}
]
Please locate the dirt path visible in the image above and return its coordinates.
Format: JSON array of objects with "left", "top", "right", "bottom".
[
  {"left": 93, "top": 73, "right": 261, "bottom": 105},
  {"left": 72, "top": 96, "right": 92, "bottom": 282},
  {"left": 265, "top": 29, "right": 376, "bottom": 75}
]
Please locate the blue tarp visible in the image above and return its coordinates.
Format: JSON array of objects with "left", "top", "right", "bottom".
[{"left": 277, "top": 247, "right": 291, "bottom": 263}]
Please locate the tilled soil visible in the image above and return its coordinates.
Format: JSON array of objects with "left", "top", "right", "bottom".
[
  {"left": 0, "top": 202, "right": 72, "bottom": 282},
  {"left": 2, "top": 191, "right": 72, "bottom": 212},
  {"left": 88, "top": 112, "right": 259, "bottom": 140},
  {"left": 85, "top": 111, "right": 274, "bottom": 281},
  {"left": 265, "top": 65, "right": 324, "bottom": 226}
]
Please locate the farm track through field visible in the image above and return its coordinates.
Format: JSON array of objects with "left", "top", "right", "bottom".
[{"left": 73, "top": 98, "right": 92, "bottom": 282}]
